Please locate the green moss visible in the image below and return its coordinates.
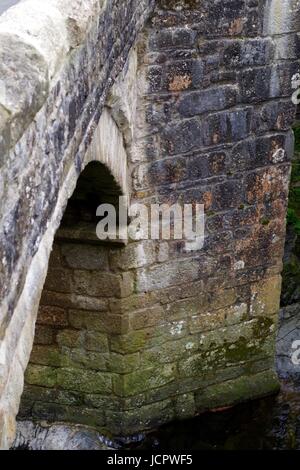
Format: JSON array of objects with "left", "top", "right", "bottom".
[
  {"left": 282, "top": 254, "right": 300, "bottom": 304},
  {"left": 25, "top": 365, "right": 57, "bottom": 388},
  {"left": 260, "top": 217, "right": 270, "bottom": 226},
  {"left": 56, "top": 368, "right": 112, "bottom": 394},
  {"left": 194, "top": 370, "right": 280, "bottom": 412},
  {"left": 121, "top": 364, "right": 176, "bottom": 396},
  {"left": 110, "top": 331, "right": 147, "bottom": 354}
]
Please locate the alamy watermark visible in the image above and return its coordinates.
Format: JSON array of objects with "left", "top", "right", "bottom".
[
  {"left": 292, "top": 73, "right": 300, "bottom": 105},
  {"left": 95, "top": 196, "right": 205, "bottom": 252},
  {"left": 291, "top": 340, "right": 300, "bottom": 365}
]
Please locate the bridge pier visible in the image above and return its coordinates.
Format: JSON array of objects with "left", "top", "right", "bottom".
[{"left": 1, "top": 0, "right": 300, "bottom": 449}]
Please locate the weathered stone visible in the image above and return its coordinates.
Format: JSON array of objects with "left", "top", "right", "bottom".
[
  {"left": 68, "top": 310, "right": 129, "bottom": 335},
  {"left": 43, "top": 269, "right": 73, "bottom": 294},
  {"left": 29, "top": 346, "right": 63, "bottom": 367},
  {"left": 129, "top": 306, "right": 165, "bottom": 330},
  {"left": 61, "top": 244, "right": 109, "bottom": 271},
  {"left": 174, "top": 393, "right": 195, "bottom": 419},
  {"left": 85, "top": 331, "right": 109, "bottom": 353},
  {"left": 56, "top": 368, "right": 112, "bottom": 394},
  {"left": 250, "top": 276, "right": 282, "bottom": 317},
  {"left": 72, "top": 271, "right": 121, "bottom": 298},
  {"left": 34, "top": 326, "right": 54, "bottom": 346},
  {"left": 60, "top": 349, "right": 109, "bottom": 372},
  {"left": 36, "top": 305, "right": 68, "bottom": 330},
  {"left": 12, "top": 421, "right": 111, "bottom": 450},
  {"left": 194, "top": 370, "right": 280, "bottom": 411},
  {"left": 110, "top": 241, "right": 156, "bottom": 271},
  {"left": 136, "top": 259, "right": 200, "bottom": 292},
  {"left": 40, "top": 291, "right": 108, "bottom": 312},
  {"left": 114, "top": 364, "right": 176, "bottom": 397},
  {"left": 189, "top": 302, "right": 248, "bottom": 334},
  {"left": 107, "top": 352, "right": 140, "bottom": 374},
  {"left": 56, "top": 330, "right": 84, "bottom": 349},
  {"left": 32, "top": 403, "right": 106, "bottom": 430},
  {"left": 0, "top": 33, "right": 48, "bottom": 145},
  {"left": 178, "top": 85, "right": 238, "bottom": 118},
  {"left": 25, "top": 365, "right": 58, "bottom": 388},
  {"left": 0, "top": 0, "right": 296, "bottom": 449},
  {"left": 110, "top": 331, "right": 147, "bottom": 354},
  {"left": 106, "top": 398, "right": 175, "bottom": 434}
]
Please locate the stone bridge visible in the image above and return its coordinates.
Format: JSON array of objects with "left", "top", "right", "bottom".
[{"left": 0, "top": 0, "right": 299, "bottom": 449}]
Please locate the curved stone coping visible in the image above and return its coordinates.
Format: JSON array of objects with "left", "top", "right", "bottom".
[{"left": 0, "top": 0, "right": 105, "bottom": 152}]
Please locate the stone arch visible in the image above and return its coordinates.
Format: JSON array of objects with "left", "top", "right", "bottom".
[
  {"left": 0, "top": 107, "right": 130, "bottom": 449},
  {"left": 17, "top": 156, "right": 129, "bottom": 435}
]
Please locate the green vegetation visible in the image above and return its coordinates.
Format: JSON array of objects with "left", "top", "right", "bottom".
[
  {"left": 287, "top": 126, "right": 300, "bottom": 234},
  {"left": 282, "top": 125, "right": 300, "bottom": 305}
]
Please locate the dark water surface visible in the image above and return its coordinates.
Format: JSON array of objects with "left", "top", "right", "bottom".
[
  {"left": 0, "top": 0, "right": 19, "bottom": 15},
  {"left": 127, "top": 380, "right": 300, "bottom": 450}
]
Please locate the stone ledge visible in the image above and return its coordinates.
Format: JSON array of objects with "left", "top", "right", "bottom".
[{"left": 0, "top": 0, "right": 105, "bottom": 153}]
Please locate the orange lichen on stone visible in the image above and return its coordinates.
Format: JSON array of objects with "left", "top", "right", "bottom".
[
  {"left": 229, "top": 18, "right": 244, "bottom": 35},
  {"left": 203, "top": 191, "right": 213, "bottom": 210},
  {"left": 169, "top": 74, "right": 192, "bottom": 91}
]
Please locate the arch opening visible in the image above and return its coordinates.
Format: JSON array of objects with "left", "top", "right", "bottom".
[{"left": 16, "top": 161, "right": 128, "bottom": 440}]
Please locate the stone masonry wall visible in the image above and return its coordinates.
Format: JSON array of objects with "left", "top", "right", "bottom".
[
  {"left": 2, "top": 0, "right": 300, "bottom": 449},
  {"left": 20, "top": 237, "right": 132, "bottom": 434},
  {"left": 0, "top": 0, "right": 154, "bottom": 448},
  {"left": 15, "top": 0, "right": 300, "bottom": 442},
  {"left": 124, "top": 0, "right": 299, "bottom": 420}
]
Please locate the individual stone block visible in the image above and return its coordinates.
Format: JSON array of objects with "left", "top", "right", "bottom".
[
  {"left": 60, "top": 349, "right": 109, "bottom": 372},
  {"left": 161, "top": 118, "right": 203, "bottom": 155},
  {"left": 68, "top": 310, "right": 129, "bottom": 335},
  {"left": 106, "top": 399, "right": 174, "bottom": 434},
  {"left": 29, "top": 346, "right": 63, "bottom": 367},
  {"left": 136, "top": 259, "right": 200, "bottom": 292},
  {"left": 194, "top": 370, "right": 279, "bottom": 412},
  {"left": 37, "top": 306, "right": 68, "bottom": 328},
  {"left": 141, "top": 337, "right": 198, "bottom": 366},
  {"left": 43, "top": 269, "right": 73, "bottom": 294},
  {"left": 32, "top": 402, "right": 106, "bottom": 430},
  {"left": 222, "top": 39, "right": 275, "bottom": 68},
  {"left": 34, "top": 326, "right": 55, "bottom": 345},
  {"left": 109, "top": 241, "right": 156, "bottom": 270},
  {"left": 149, "top": 28, "right": 196, "bottom": 50},
  {"left": 56, "top": 330, "right": 84, "bottom": 349},
  {"left": 84, "top": 331, "right": 109, "bottom": 353},
  {"left": 250, "top": 276, "right": 282, "bottom": 317},
  {"left": 56, "top": 368, "right": 112, "bottom": 394},
  {"left": 40, "top": 291, "right": 108, "bottom": 312},
  {"left": 202, "top": 108, "right": 252, "bottom": 146},
  {"left": 110, "top": 331, "right": 147, "bottom": 354},
  {"left": 61, "top": 244, "right": 109, "bottom": 271},
  {"left": 129, "top": 306, "right": 165, "bottom": 330},
  {"left": 178, "top": 85, "right": 238, "bottom": 117},
  {"left": 114, "top": 364, "right": 176, "bottom": 396},
  {"left": 72, "top": 270, "right": 121, "bottom": 297},
  {"left": 25, "top": 365, "right": 58, "bottom": 388}
]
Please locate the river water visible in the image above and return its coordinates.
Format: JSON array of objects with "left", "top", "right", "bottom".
[
  {"left": 0, "top": 0, "right": 19, "bottom": 15},
  {"left": 126, "top": 381, "right": 300, "bottom": 450}
]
